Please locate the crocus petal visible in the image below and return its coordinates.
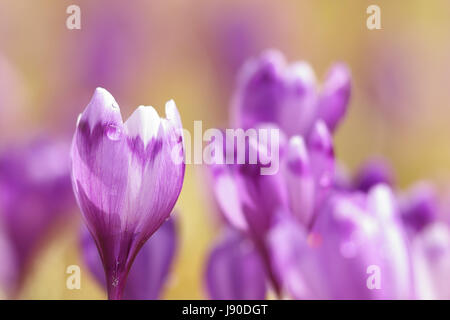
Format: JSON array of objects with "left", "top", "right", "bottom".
[
  {"left": 268, "top": 212, "right": 325, "bottom": 299},
  {"left": 232, "top": 49, "right": 285, "bottom": 129},
  {"left": 399, "top": 182, "right": 437, "bottom": 233},
  {"left": 317, "top": 63, "right": 351, "bottom": 132},
  {"left": 232, "top": 50, "right": 351, "bottom": 138},
  {"left": 0, "top": 137, "right": 74, "bottom": 289},
  {"left": 232, "top": 50, "right": 319, "bottom": 138},
  {"left": 307, "top": 120, "right": 335, "bottom": 208},
  {"left": 212, "top": 169, "right": 248, "bottom": 231},
  {"left": 82, "top": 217, "right": 178, "bottom": 300},
  {"left": 284, "top": 136, "right": 315, "bottom": 226},
  {"left": 411, "top": 223, "right": 450, "bottom": 299},
  {"left": 354, "top": 157, "right": 395, "bottom": 193},
  {"left": 308, "top": 185, "right": 413, "bottom": 299},
  {"left": 205, "top": 229, "right": 266, "bottom": 300},
  {"left": 210, "top": 130, "right": 287, "bottom": 237},
  {"left": 277, "top": 62, "right": 318, "bottom": 137},
  {"left": 71, "top": 88, "right": 184, "bottom": 299}
]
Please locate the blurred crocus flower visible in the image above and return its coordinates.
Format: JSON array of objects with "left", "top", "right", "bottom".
[
  {"left": 399, "top": 182, "right": 438, "bottom": 234},
  {"left": 269, "top": 185, "right": 414, "bottom": 299},
  {"left": 284, "top": 123, "right": 335, "bottom": 227},
  {"left": 205, "top": 229, "right": 266, "bottom": 300},
  {"left": 0, "top": 225, "right": 17, "bottom": 298},
  {"left": 232, "top": 50, "right": 351, "bottom": 138},
  {"left": 81, "top": 217, "right": 177, "bottom": 300},
  {"left": 70, "top": 88, "right": 185, "bottom": 299},
  {"left": 412, "top": 223, "right": 450, "bottom": 299},
  {"left": 0, "top": 137, "right": 74, "bottom": 295},
  {"left": 353, "top": 158, "right": 395, "bottom": 193}
]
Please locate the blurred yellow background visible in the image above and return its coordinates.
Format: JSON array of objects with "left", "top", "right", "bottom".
[{"left": 1, "top": 0, "right": 450, "bottom": 299}]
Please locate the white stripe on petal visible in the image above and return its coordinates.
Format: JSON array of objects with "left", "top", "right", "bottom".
[{"left": 125, "top": 105, "right": 161, "bottom": 147}]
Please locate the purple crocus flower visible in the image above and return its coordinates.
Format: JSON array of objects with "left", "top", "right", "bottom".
[
  {"left": 284, "top": 122, "right": 335, "bottom": 227},
  {"left": 269, "top": 184, "right": 414, "bottom": 299},
  {"left": 81, "top": 217, "right": 177, "bottom": 300},
  {"left": 353, "top": 158, "right": 395, "bottom": 193},
  {"left": 399, "top": 182, "right": 438, "bottom": 234},
  {"left": 232, "top": 50, "right": 351, "bottom": 137},
  {"left": 70, "top": 88, "right": 185, "bottom": 299},
  {"left": 205, "top": 229, "right": 266, "bottom": 300},
  {"left": 0, "top": 226, "right": 18, "bottom": 298},
  {"left": 411, "top": 223, "right": 450, "bottom": 299},
  {"left": 211, "top": 119, "right": 334, "bottom": 233},
  {"left": 0, "top": 137, "right": 74, "bottom": 295}
]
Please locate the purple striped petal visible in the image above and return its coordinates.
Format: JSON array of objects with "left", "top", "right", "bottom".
[
  {"left": 411, "top": 223, "right": 450, "bottom": 299},
  {"left": 354, "top": 158, "right": 394, "bottom": 193},
  {"left": 232, "top": 50, "right": 285, "bottom": 130},
  {"left": 400, "top": 182, "right": 438, "bottom": 233},
  {"left": 268, "top": 212, "right": 325, "bottom": 299},
  {"left": 205, "top": 230, "right": 266, "bottom": 300},
  {"left": 317, "top": 63, "right": 351, "bottom": 133},
  {"left": 270, "top": 186, "right": 413, "bottom": 299},
  {"left": 307, "top": 120, "right": 335, "bottom": 208},
  {"left": 71, "top": 88, "right": 184, "bottom": 299},
  {"left": 310, "top": 185, "right": 413, "bottom": 299},
  {"left": 284, "top": 136, "right": 315, "bottom": 226},
  {"left": 81, "top": 217, "right": 177, "bottom": 300},
  {"left": 232, "top": 51, "right": 351, "bottom": 138}
]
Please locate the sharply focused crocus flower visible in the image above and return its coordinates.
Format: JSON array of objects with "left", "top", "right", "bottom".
[
  {"left": 269, "top": 184, "right": 414, "bottom": 299},
  {"left": 205, "top": 229, "right": 266, "bottom": 300},
  {"left": 0, "top": 137, "right": 74, "bottom": 295},
  {"left": 70, "top": 88, "right": 185, "bottom": 299},
  {"left": 82, "top": 217, "right": 178, "bottom": 300},
  {"left": 232, "top": 50, "right": 351, "bottom": 138}
]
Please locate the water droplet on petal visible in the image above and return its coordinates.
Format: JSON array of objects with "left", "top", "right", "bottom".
[{"left": 106, "top": 124, "right": 122, "bottom": 141}]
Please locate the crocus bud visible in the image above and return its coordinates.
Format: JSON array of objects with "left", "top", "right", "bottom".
[
  {"left": 354, "top": 157, "right": 395, "bottom": 193},
  {"left": 232, "top": 49, "right": 285, "bottom": 130},
  {"left": 399, "top": 182, "right": 437, "bottom": 233},
  {"left": 81, "top": 217, "right": 177, "bottom": 300},
  {"left": 211, "top": 130, "right": 288, "bottom": 237},
  {"left": 0, "top": 137, "right": 74, "bottom": 294},
  {"left": 232, "top": 50, "right": 351, "bottom": 138},
  {"left": 205, "top": 230, "right": 266, "bottom": 300},
  {"left": 71, "top": 88, "right": 185, "bottom": 299},
  {"left": 268, "top": 212, "right": 323, "bottom": 299},
  {"left": 317, "top": 63, "right": 351, "bottom": 133}
]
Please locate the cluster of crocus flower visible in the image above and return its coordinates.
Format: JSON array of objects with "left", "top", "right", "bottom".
[
  {"left": 204, "top": 49, "right": 450, "bottom": 300},
  {"left": 0, "top": 137, "right": 75, "bottom": 297},
  {"left": 70, "top": 88, "right": 185, "bottom": 299}
]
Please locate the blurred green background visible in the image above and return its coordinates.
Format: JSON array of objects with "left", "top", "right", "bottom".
[{"left": 1, "top": 0, "right": 450, "bottom": 299}]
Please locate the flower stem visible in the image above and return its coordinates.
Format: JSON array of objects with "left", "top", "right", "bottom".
[{"left": 106, "top": 271, "right": 127, "bottom": 300}]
